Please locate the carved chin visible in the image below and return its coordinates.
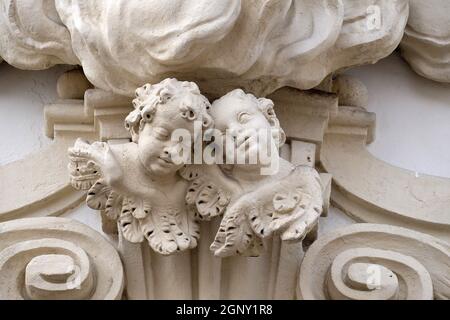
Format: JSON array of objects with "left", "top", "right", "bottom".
[{"left": 145, "top": 160, "right": 179, "bottom": 176}]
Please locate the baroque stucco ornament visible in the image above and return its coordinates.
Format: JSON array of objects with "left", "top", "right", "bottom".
[
  {"left": 0, "top": 217, "right": 124, "bottom": 300},
  {"left": 0, "top": 0, "right": 410, "bottom": 96},
  {"left": 0, "top": 0, "right": 449, "bottom": 301},
  {"left": 68, "top": 78, "right": 323, "bottom": 256}
]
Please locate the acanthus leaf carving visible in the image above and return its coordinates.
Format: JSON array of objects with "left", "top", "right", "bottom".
[
  {"left": 86, "top": 180, "right": 111, "bottom": 211},
  {"left": 118, "top": 210, "right": 144, "bottom": 244},
  {"left": 185, "top": 177, "right": 230, "bottom": 221}
]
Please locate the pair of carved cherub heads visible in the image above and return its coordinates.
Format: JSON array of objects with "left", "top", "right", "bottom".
[{"left": 68, "top": 78, "right": 323, "bottom": 257}]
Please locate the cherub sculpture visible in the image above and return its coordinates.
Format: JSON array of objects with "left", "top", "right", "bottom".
[
  {"left": 68, "top": 78, "right": 213, "bottom": 255},
  {"left": 184, "top": 89, "right": 323, "bottom": 257},
  {"left": 68, "top": 79, "right": 323, "bottom": 258}
]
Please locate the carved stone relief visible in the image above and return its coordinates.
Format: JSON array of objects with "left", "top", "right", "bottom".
[
  {"left": 116, "top": 128, "right": 327, "bottom": 300},
  {"left": 0, "top": 0, "right": 449, "bottom": 301},
  {"left": 2, "top": 1, "right": 449, "bottom": 86},
  {"left": 298, "top": 223, "right": 450, "bottom": 300},
  {"left": 400, "top": 0, "right": 450, "bottom": 83},
  {"left": 321, "top": 76, "right": 450, "bottom": 242},
  {"left": 0, "top": 0, "right": 409, "bottom": 97},
  {"left": 0, "top": 217, "right": 124, "bottom": 299},
  {"left": 68, "top": 78, "right": 324, "bottom": 257}
]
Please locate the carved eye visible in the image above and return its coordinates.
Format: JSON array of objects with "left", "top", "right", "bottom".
[
  {"left": 153, "top": 127, "right": 170, "bottom": 140},
  {"left": 237, "top": 112, "right": 251, "bottom": 124},
  {"left": 142, "top": 110, "right": 153, "bottom": 122},
  {"left": 266, "top": 107, "right": 275, "bottom": 117},
  {"left": 180, "top": 108, "right": 196, "bottom": 120}
]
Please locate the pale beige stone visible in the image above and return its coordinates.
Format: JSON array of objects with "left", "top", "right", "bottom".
[
  {"left": 333, "top": 75, "right": 369, "bottom": 108},
  {"left": 119, "top": 136, "right": 322, "bottom": 299},
  {"left": 298, "top": 223, "right": 450, "bottom": 300},
  {"left": 322, "top": 125, "right": 450, "bottom": 241},
  {"left": 68, "top": 79, "right": 324, "bottom": 257},
  {"left": 0, "top": 69, "right": 444, "bottom": 300},
  {"left": 0, "top": 0, "right": 448, "bottom": 299},
  {"left": 0, "top": 217, "right": 124, "bottom": 299},
  {"left": 0, "top": 0, "right": 79, "bottom": 68},
  {"left": 0, "top": 0, "right": 408, "bottom": 97},
  {"left": 317, "top": 75, "right": 450, "bottom": 242},
  {"left": 56, "top": 68, "right": 92, "bottom": 99},
  {"left": 401, "top": 0, "right": 450, "bottom": 83},
  {"left": 0, "top": 130, "right": 89, "bottom": 222}
]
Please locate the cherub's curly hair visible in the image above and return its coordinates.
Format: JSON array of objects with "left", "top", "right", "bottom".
[
  {"left": 212, "top": 89, "right": 286, "bottom": 147},
  {"left": 125, "top": 78, "right": 213, "bottom": 142}
]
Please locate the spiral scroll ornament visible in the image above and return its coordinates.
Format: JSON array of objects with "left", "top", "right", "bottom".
[
  {"left": 0, "top": 217, "right": 124, "bottom": 300},
  {"left": 298, "top": 224, "right": 450, "bottom": 300}
]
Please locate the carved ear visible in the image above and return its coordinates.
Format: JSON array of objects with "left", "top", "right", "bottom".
[
  {"left": 277, "top": 127, "right": 286, "bottom": 147},
  {"left": 258, "top": 98, "right": 286, "bottom": 147}
]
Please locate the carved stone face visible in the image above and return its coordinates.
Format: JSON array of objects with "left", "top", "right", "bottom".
[
  {"left": 137, "top": 104, "right": 194, "bottom": 177},
  {"left": 211, "top": 93, "right": 274, "bottom": 166}
]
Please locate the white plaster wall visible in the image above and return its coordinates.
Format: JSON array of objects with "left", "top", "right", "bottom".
[
  {"left": 0, "top": 52, "right": 449, "bottom": 234},
  {"left": 0, "top": 63, "right": 71, "bottom": 165},
  {"left": 346, "top": 52, "right": 450, "bottom": 178}
]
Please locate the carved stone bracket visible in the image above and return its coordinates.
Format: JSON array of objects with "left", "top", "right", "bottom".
[
  {"left": 0, "top": 70, "right": 134, "bottom": 224},
  {"left": 0, "top": 217, "right": 124, "bottom": 299},
  {"left": 298, "top": 223, "right": 450, "bottom": 300},
  {"left": 321, "top": 124, "right": 450, "bottom": 242},
  {"left": 0, "top": 0, "right": 448, "bottom": 302},
  {"left": 271, "top": 76, "right": 450, "bottom": 243},
  {"left": 0, "top": 134, "right": 86, "bottom": 222},
  {"left": 67, "top": 79, "right": 326, "bottom": 259},
  {"left": 318, "top": 77, "right": 450, "bottom": 242},
  {"left": 119, "top": 132, "right": 330, "bottom": 300}
]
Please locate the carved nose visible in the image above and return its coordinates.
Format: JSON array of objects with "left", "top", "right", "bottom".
[
  {"left": 162, "top": 149, "right": 170, "bottom": 157},
  {"left": 228, "top": 124, "right": 243, "bottom": 139}
]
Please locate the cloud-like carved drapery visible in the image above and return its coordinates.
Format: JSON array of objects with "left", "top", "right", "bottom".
[
  {"left": 0, "top": 0, "right": 409, "bottom": 96},
  {"left": 0, "top": 0, "right": 78, "bottom": 69}
]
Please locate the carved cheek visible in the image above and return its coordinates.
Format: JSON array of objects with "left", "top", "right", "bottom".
[
  {"left": 166, "top": 143, "right": 186, "bottom": 164},
  {"left": 138, "top": 137, "right": 161, "bottom": 163},
  {"left": 254, "top": 117, "right": 269, "bottom": 130}
]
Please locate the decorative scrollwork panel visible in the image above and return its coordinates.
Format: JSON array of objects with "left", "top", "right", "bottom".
[
  {"left": 0, "top": 217, "right": 124, "bottom": 300},
  {"left": 298, "top": 223, "right": 450, "bottom": 300}
]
